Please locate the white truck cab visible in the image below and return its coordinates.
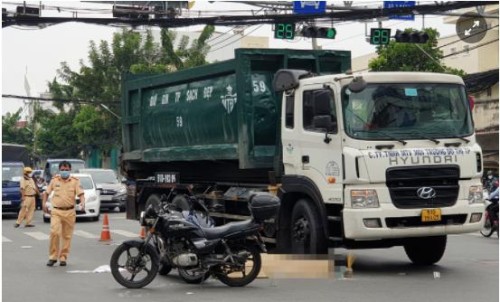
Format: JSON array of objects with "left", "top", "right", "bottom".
[{"left": 274, "top": 70, "right": 485, "bottom": 264}]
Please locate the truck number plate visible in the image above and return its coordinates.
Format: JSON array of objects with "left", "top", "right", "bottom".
[
  {"left": 421, "top": 208, "right": 441, "bottom": 222},
  {"left": 2, "top": 200, "right": 12, "bottom": 205},
  {"left": 155, "top": 172, "right": 179, "bottom": 184}
]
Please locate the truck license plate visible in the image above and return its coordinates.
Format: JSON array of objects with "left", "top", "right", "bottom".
[
  {"left": 421, "top": 208, "right": 441, "bottom": 222},
  {"left": 2, "top": 200, "right": 11, "bottom": 205}
]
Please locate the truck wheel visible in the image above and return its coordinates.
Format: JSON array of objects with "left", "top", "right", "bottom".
[
  {"left": 290, "top": 199, "right": 327, "bottom": 254},
  {"left": 404, "top": 235, "right": 447, "bottom": 265},
  {"left": 145, "top": 194, "right": 161, "bottom": 212}
]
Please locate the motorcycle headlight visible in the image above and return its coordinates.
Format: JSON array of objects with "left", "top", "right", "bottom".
[
  {"left": 351, "top": 190, "right": 380, "bottom": 208},
  {"left": 469, "top": 186, "right": 484, "bottom": 204}
]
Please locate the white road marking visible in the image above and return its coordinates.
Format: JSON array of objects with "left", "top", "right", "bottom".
[
  {"left": 111, "top": 230, "right": 139, "bottom": 238},
  {"left": 74, "top": 230, "right": 99, "bottom": 239},
  {"left": 2, "top": 236, "right": 12, "bottom": 242},
  {"left": 25, "top": 232, "right": 50, "bottom": 240}
]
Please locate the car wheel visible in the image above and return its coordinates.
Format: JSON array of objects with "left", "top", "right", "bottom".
[{"left": 119, "top": 206, "right": 126, "bottom": 213}]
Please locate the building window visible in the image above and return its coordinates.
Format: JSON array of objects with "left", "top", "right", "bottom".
[
  {"left": 450, "top": 47, "right": 456, "bottom": 53},
  {"left": 487, "top": 87, "right": 492, "bottom": 97},
  {"left": 463, "top": 45, "right": 470, "bottom": 54}
]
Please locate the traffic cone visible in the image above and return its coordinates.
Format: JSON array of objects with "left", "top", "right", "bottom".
[
  {"left": 139, "top": 226, "right": 146, "bottom": 239},
  {"left": 99, "top": 213, "right": 112, "bottom": 243}
]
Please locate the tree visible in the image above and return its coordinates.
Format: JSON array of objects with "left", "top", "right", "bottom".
[
  {"left": 39, "top": 26, "right": 214, "bottom": 159},
  {"left": 2, "top": 109, "right": 32, "bottom": 145},
  {"left": 369, "top": 28, "right": 465, "bottom": 76}
]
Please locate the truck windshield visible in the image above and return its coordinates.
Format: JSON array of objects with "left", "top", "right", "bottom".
[{"left": 342, "top": 83, "right": 474, "bottom": 141}]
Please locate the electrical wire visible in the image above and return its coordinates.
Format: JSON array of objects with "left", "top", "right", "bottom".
[
  {"left": 442, "top": 38, "right": 499, "bottom": 58},
  {"left": 437, "top": 24, "right": 499, "bottom": 49},
  {"left": 206, "top": 24, "right": 265, "bottom": 54}
]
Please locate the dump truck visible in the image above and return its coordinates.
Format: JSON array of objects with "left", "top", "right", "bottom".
[{"left": 121, "top": 48, "right": 485, "bottom": 265}]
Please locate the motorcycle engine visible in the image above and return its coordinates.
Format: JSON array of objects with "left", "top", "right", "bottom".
[{"left": 172, "top": 253, "right": 199, "bottom": 267}]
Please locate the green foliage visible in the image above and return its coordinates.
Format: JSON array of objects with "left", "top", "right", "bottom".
[
  {"left": 2, "top": 109, "right": 32, "bottom": 146},
  {"left": 369, "top": 28, "right": 465, "bottom": 76}
]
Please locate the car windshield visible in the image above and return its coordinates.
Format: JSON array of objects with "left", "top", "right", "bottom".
[
  {"left": 82, "top": 170, "right": 119, "bottom": 184},
  {"left": 79, "top": 177, "right": 94, "bottom": 190},
  {"left": 342, "top": 83, "right": 474, "bottom": 141},
  {"left": 49, "top": 161, "right": 85, "bottom": 176},
  {"left": 2, "top": 165, "right": 23, "bottom": 182}
]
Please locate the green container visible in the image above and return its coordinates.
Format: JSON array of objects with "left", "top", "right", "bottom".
[{"left": 122, "top": 48, "right": 351, "bottom": 170}]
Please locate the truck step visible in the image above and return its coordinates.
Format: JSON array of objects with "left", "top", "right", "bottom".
[
  {"left": 328, "top": 236, "right": 343, "bottom": 242},
  {"left": 327, "top": 216, "right": 342, "bottom": 222}
]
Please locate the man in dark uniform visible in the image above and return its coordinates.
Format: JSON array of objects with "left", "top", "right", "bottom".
[{"left": 42, "top": 161, "right": 85, "bottom": 267}]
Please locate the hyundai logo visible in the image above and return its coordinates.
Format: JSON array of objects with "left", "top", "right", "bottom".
[{"left": 417, "top": 187, "right": 436, "bottom": 199}]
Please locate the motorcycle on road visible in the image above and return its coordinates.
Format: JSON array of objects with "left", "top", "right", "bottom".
[
  {"left": 480, "top": 197, "right": 499, "bottom": 238},
  {"left": 110, "top": 192, "right": 280, "bottom": 288}
]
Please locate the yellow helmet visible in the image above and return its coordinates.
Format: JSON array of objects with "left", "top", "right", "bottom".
[{"left": 24, "top": 167, "right": 33, "bottom": 174}]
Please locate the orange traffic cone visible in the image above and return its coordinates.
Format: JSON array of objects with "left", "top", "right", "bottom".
[
  {"left": 99, "top": 213, "right": 112, "bottom": 243},
  {"left": 139, "top": 226, "right": 146, "bottom": 239}
]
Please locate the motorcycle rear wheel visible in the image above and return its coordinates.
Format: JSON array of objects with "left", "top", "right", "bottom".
[
  {"left": 216, "top": 243, "right": 261, "bottom": 287},
  {"left": 110, "top": 243, "right": 159, "bottom": 288},
  {"left": 480, "top": 214, "right": 494, "bottom": 237}
]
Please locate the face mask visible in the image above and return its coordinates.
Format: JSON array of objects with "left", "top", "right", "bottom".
[{"left": 60, "top": 171, "right": 70, "bottom": 179}]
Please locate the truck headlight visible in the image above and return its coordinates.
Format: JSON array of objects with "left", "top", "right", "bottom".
[
  {"left": 351, "top": 190, "right": 379, "bottom": 208},
  {"left": 468, "top": 186, "right": 484, "bottom": 204}
]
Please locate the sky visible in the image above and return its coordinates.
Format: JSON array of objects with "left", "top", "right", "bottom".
[{"left": 1, "top": 1, "right": 458, "bottom": 119}]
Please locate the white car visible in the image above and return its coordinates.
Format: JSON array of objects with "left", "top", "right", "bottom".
[{"left": 43, "top": 173, "right": 101, "bottom": 222}]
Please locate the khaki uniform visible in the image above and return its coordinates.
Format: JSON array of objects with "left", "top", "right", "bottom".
[
  {"left": 16, "top": 176, "right": 38, "bottom": 225},
  {"left": 45, "top": 175, "right": 84, "bottom": 262}
]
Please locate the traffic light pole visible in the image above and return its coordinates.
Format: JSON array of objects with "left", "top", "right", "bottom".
[{"left": 311, "top": 20, "right": 319, "bottom": 50}]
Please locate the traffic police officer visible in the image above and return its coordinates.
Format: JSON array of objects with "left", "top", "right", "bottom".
[
  {"left": 42, "top": 161, "right": 85, "bottom": 267},
  {"left": 14, "top": 167, "right": 39, "bottom": 228}
]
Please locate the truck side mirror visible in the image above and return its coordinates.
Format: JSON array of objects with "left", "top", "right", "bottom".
[{"left": 313, "top": 115, "right": 336, "bottom": 132}]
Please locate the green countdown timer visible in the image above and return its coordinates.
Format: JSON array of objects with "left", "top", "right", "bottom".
[
  {"left": 274, "top": 23, "right": 296, "bottom": 40},
  {"left": 370, "top": 28, "right": 391, "bottom": 45}
]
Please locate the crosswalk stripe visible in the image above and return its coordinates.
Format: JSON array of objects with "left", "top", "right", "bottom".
[
  {"left": 25, "top": 232, "right": 50, "bottom": 240},
  {"left": 3, "top": 236, "right": 12, "bottom": 242},
  {"left": 111, "top": 230, "right": 139, "bottom": 238},
  {"left": 74, "top": 230, "right": 99, "bottom": 239}
]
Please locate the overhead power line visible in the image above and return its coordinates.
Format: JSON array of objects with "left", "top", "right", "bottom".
[
  {"left": 442, "top": 38, "right": 499, "bottom": 58},
  {"left": 2, "top": 1, "right": 497, "bottom": 29},
  {"left": 2, "top": 94, "right": 120, "bottom": 105}
]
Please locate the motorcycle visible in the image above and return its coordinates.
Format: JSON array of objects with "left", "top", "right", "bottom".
[
  {"left": 110, "top": 192, "right": 280, "bottom": 288},
  {"left": 480, "top": 198, "right": 499, "bottom": 238}
]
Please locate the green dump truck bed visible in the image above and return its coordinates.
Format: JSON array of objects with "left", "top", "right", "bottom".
[{"left": 121, "top": 48, "right": 350, "bottom": 180}]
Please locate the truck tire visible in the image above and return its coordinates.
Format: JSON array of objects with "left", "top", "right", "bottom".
[
  {"left": 145, "top": 194, "right": 161, "bottom": 212},
  {"left": 404, "top": 235, "right": 447, "bottom": 265},
  {"left": 290, "top": 198, "right": 327, "bottom": 254}
]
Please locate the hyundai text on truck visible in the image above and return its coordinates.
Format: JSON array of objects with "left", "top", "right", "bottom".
[{"left": 121, "top": 49, "right": 485, "bottom": 265}]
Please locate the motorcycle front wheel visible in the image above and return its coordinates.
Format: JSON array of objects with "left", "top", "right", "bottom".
[
  {"left": 480, "top": 213, "right": 494, "bottom": 237},
  {"left": 110, "top": 243, "right": 159, "bottom": 288},
  {"left": 216, "top": 243, "right": 261, "bottom": 287}
]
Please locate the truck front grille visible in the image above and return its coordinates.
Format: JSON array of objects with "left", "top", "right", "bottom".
[{"left": 386, "top": 166, "right": 460, "bottom": 209}]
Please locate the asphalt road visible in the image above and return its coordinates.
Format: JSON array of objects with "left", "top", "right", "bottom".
[{"left": 2, "top": 210, "right": 498, "bottom": 302}]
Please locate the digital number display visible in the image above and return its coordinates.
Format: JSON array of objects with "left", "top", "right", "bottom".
[
  {"left": 274, "top": 23, "right": 296, "bottom": 40},
  {"left": 370, "top": 28, "right": 391, "bottom": 45}
]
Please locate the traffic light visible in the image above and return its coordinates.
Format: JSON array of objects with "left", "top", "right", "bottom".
[
  {"left": 274, "top": 23, "right": 296, "bottom": 40},
  {"left": 370, "top": 28, "right": 391, "bottom": 45},
  {"left": 394, "top": 29, "right": 429, "bottom": 44},
  {"left": 301, "top": 26, "right": 337, "bottom": 39}
]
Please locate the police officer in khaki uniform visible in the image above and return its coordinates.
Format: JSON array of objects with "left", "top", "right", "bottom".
[
  {"left": 14, "top": 167, "right": 40, "bottom": 228},
  {"left": 42, "top": 161, "right": 85, "bottom": 267}
]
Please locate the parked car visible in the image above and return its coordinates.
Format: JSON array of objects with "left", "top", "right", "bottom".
[
  {"left": 2, "top": 162, "right": 24, "bottom": 215},
  {"left": 79, "top": 169, "right": 126, "bottom": 212},
  {"left": 43, "top": 173, "right": 101, "bottom": 222},
  {"left": 43, "top": 158, "right": 86, "bottom": 183}
]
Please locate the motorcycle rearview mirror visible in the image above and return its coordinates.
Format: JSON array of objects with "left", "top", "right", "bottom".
[{"left": 348, "top": 76, "right": 367, "bottom": 93}]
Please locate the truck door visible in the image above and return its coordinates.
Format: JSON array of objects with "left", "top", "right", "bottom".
[{"left": 283, "top": 84, "right": 343, "bottom": 204}]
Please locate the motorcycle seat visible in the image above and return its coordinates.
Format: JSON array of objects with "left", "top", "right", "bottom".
[{"left": 201, "top": 219, "right": 256, "bottom": 240}]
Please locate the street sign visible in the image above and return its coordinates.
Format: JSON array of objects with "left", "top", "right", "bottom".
[
  {"left": 275, "top": 23, "right": 296, "bottom": 40},
  {"left": 370, "top": 28, "right": 391, "bottom": 45},
  {"left": 383, "top": 1, "right": 415, "bottom": 20},
  {"left": 293, "top": 1, "right": 326, "bottom": 15}
]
